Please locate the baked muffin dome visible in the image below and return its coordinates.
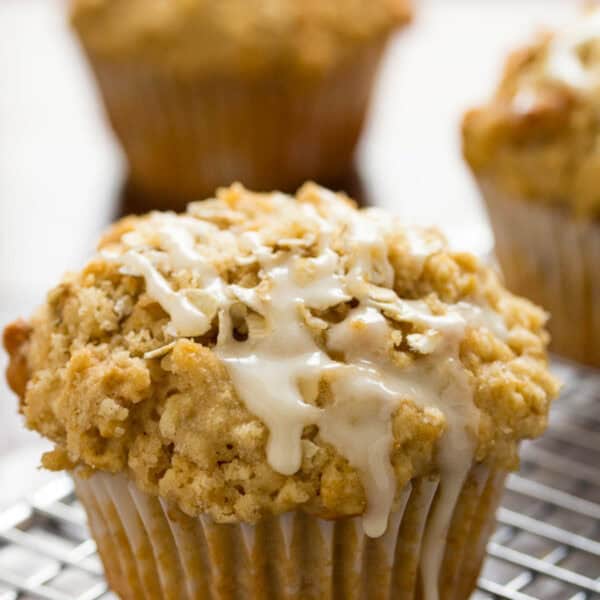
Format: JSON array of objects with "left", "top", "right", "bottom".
[
  {"left": 463, "top": 6, "right": 600, "bottom": 219},
  {"left": 4, "top": 184, "right": 558, "bottom": 537},
  {"left": 70, "top": 0, "right": 412, "bottom": 76}
]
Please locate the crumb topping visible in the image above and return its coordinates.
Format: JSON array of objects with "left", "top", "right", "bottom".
[
  {"left": 463, "top": 7, "right": 600, "bottom": 219},
  {"left": 70, "top": 0, "right": 412, "bottom": 75},
  {"left": 4, "top": 184, "right": 558, "bottom": 532}
]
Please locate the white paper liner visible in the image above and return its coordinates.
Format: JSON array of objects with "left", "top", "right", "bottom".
[
  {"left": 83, "top": 38, "right": 387, "bottom": 210},
  {"left": 73, "top": 465, "right": 506, "bottom": 600},
  {"left": 480, "top": 179, "right": 600, "bottom": 366}
]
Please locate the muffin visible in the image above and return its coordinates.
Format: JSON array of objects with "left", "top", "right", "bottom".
[
  {"left": 4, "top": 184, "right": 558, "bottom": 599},
  {"left": 463, "top": 7, "right": 600, "bottom": 367},
  {"left": 70, "top": 0, "right": 411, "bottom": 211}
]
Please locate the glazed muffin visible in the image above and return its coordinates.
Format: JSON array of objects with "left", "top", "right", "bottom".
[
  {"left": 70, "top": 0, "right": 411, "bottom": 211},
  {"left": 4, "top": 184, "right": 558, "bottom": 599},
  {"left": 463, "top": 7, "right": 600, "bottom": 367}
]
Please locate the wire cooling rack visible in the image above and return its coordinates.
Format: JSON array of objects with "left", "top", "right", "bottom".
[{"left": 0, "top": 360, "right": 598, "bottom": 600}]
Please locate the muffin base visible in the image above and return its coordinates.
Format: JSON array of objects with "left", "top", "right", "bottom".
[
  {"left": 480, "top": 178, "right": 600, "bottom": 367},
  {"left": 74, "top": 465, "right": 505, "bottom": 600},
  {"left": 83, "top": 39, "right": 389, "bottom": 211}
]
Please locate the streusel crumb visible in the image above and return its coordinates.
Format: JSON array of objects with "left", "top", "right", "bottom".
[
  {"left": 70, "top": 0, "right": 412, "bottom": 75},
  {"left": 4, "top": 184, "right": 559, "bottom": 524}
]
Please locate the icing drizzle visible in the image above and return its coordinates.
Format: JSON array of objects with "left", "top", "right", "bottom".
[{"left": 103, "top": 190, "right": 507, "bottom": 599}]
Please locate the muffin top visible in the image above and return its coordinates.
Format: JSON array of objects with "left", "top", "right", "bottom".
[
  {"left": 4, "top": 184, "right": 558, "bottom": 537},
  {"left": 70, "top": 0, "right": 411, "bottom": 76},
  {"left": 463, "top": 7, "right": 600, "bottom": 219}
]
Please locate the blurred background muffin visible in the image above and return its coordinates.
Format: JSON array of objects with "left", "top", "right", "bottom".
[
  {"left": 70, "top": 0, "right": 412, "bottom": 211},
  {"left": 463, "top": 6, "right": 600, "bottom": 367}
]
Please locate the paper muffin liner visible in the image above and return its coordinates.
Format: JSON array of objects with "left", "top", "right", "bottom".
[
  {"left": 80, "top": 38, "right": 388, "bottom": 212},
  {"left": 479, "top": 178, "right": 600, "bottom": 367},
  {"left": 73, "top": 464, "right": 506, "bottom": 600}
]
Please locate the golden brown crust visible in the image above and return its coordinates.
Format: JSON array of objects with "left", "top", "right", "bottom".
[
  {"left": 70, "top": 0, "right": 412, "bottom": 76},
  {"left": 462, "top": 23, "right": 600, "bottom": 219},
  {"left": 3, "top": 319, "right": 31, "bottom": 402},
  {"left": 3, "top": 184, "right": 559, "bottom": 524}
]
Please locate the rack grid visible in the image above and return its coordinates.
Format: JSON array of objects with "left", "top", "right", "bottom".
[{"left": 0, "top": 359, "right": 598, "bottom": 600}]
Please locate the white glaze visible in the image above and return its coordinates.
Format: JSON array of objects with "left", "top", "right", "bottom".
[
  {"left": 105, "top": 190, "right": 508, "bottom": 599},
  {"left": 325, "top": 305, "right": 481, "bottom": 543},
  {"left": 118, "top": 251, "right": 211, "bottom": 337},
  {"left": 404, "top": 228, "right": 444, "bottom": 262},
  {"left": 545, "top": 8, "right": 600, "bottom": 90},
  {"left": 217, "top": 241, "right": 355, "bottom": 475}
]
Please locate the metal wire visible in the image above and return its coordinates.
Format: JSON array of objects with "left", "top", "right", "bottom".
[{"left": 0, "top": 359, "right": 597, "bottom": 599}]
